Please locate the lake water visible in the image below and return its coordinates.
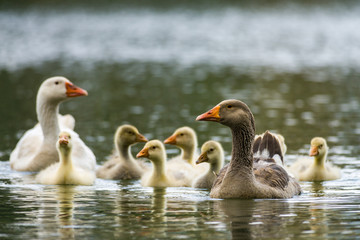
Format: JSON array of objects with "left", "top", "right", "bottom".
[{"left": 1, "top": 1, "right": 360, "bottom": 239}]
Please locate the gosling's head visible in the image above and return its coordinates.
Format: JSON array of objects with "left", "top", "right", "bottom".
[
  {"left": 136, "top": 140, "right": 166, "bottom": 164},
  {"left": 197, "top": 140, "right": 224, "bottom": 166},
  {"left": 309, "top": 137, "right": 328, "bottom": 158},
  {"left": 115, "top": 124, "right": 148, "bottom": 146},
  {"left": 163, "top": 126, "right": 197, "bottom": 149},
  {"left": 57, "top": 131, "right": 72, "bottom": 154}
]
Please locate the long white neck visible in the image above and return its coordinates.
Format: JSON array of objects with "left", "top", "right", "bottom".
[{"left": 37, "top": 95, "right": 60, "bottom": 143}]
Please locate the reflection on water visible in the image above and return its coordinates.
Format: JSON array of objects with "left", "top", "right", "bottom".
[{"left": 1, "top": 1, "right": 360, "bottom": 239}]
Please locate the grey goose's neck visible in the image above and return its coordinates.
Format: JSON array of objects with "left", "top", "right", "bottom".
[{"left": 229, "top": 123, "right": 255, "bottom": 173}]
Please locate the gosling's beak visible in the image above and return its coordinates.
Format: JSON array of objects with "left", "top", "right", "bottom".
[
  {"left": 136, "top": 133, "right": 148, "bottom": 143},
  {"left": 164, "top": 134, "right": 176, "bottom": 145},
  {"left": 309, "top": 146, "right": 319, "bottom": 156},
  {"left": 59, "top": 136, "right": 69, "bottom": 145},
  {"left": 137, "top": 147, "right": 149, "bottom": 158},
  {"left": 196, "top": 105, "right": 221, "bottom": 122},
  {"left": 196, "top": 152, "right": 209, "bottom": 164},
  {"left": 66, "top": 81, "right": 88, "bottom": 97}
]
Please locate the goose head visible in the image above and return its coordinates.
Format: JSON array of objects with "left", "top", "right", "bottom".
[
  {"left": 136, "top": 140, "right": 166, "bottom": 164},
  {"left": 57, "top": 131, "right": 72, "bottom": 155},
  {"left": 196, "top": 99, "right": 255, "bottom": 131},
  {"left": 37, "top": 76, "right": 88, "bottom": 103},
  {"left": 163, "top": 126, "right": 197, "bottom": 149},
  {"left": 309, "top": 137, "right": 328, "bottom": 159},
  {"left": 115, "top": 124, "right": 148, "bottom": 146},
  {"left": 196, "top": 140, "right": 224, "bottom": 166}
]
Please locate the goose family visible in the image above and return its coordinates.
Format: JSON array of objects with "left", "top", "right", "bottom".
[
  {"left": 289, "top": 137, "right": 341, "bottom": 181},
  {"left": 196, "top": 99, "right": 302, "bottom": 199},
  {"left": 96, "top": 124, "right": 148, "bottom": 180},
  {"left": 9, "top": 77, "right": 340, "bottom": 196},
  {"left": 10, "top": 76, "right": 96, "bottom": 172},
  {"left": 36, "top": 131, "right": 95, "bottom": 185},
  {"left": 192, "top": 140, "right": 224, "bottom": 189}
]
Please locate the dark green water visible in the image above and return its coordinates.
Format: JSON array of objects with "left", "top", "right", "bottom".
[{"left": 1, "top": 1, "right": 360, "bottom": 239}]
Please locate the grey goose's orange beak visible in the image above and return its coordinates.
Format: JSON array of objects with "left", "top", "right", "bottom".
[{"left": 196, "top": 105, "right": 221, "bottom": 122}]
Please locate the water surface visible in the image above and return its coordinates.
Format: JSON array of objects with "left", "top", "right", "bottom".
[{"left": 1, "top": 1, "right": 360, "bottom": 239}]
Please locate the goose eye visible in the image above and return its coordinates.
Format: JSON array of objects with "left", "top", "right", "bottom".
[
  {"left": 55, "top": 81, "right": 59, "bottom": 85},
  {"left": 151, "top": 146, "right": 156, "bottom": 150},
  {"left": 209, "top": 148, "right": 214, "bottom": 152},
  {"left": 227, "top": 105, "right": 232, "bottom": 109},
  {"left": 128, "top": 131, "right": 134, "bottom": 135},
  {"left": 319, "top": 144, "right": 323, "bottom": 149},
  {"left": 180, "top": 133, "right": 184, "bottom": 137},
  {"left": 68, "top": 135, "right": 71, "bottom": 139}
]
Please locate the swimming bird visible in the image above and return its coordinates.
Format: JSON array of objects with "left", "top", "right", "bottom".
[
  {"left": 196, "top": 99, "right": 301, "bottom": 199},
  {"left": 136, "top": 140, "right": 191, "bottom": 187},
  {"left": 192, "top": 140, "right": 224, "bottom": 189},
  {"left": 10, "top": 76, "right": 96, "bottom": 172},
  {"left": 289, "top": 137, "right": 341, "bottom": 181},
  {"left": 36, "top": 131, "right": 95, "bottom": 185},
  {"left": 96, "top": 124, "right": 148, "bottom": 180}
]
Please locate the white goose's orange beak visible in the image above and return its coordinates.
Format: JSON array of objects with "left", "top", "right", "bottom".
[
  {"left": 137, "top": 147, "right": 149, "bottom": 158},
  {"left": 164, "top": 134, "right": 177, "bottom": 145},
  {"left": 309, "top": 146, "right": 319, "bottom": 156},
  {"left": 196, "top": 105, "right": 221, "bottom": 122},
  {"left": 66, "top": 81, "right": 88, "bottom": 97}
]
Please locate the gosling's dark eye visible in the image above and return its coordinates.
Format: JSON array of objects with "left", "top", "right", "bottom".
[
  {"left": 180, "top": 133, "right": 184, "bottom": 137},
  {"left": 227, "top": 105, "right": 232, "bottom": 109},
  {"left": 319, "top": 144, "right": 323, "bottom": 149},
  {"left": 209, "top": 148, "right": 214, "bottom": 152},
  {"left": 128, "top": 131, "right": 134, "bottom": 135},
  {"left": 55, "top": 81, "right": 59, "bottom": 85},
  {"left": 151, "top": 146, "right": 156, "bottom": 150}
]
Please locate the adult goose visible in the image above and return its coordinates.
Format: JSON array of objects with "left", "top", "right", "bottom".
[
  {"left": 192, "top": 140, "right": 224, "bottom": 189},
  {"left": 36, "top": 131, "right": 95, "bottom": 185},
  {"left": 10, "top": 76, "right": 96, "bottom": 172},
  {"left": 196, "top": 99, "right": 301, "bottom": 199},
  {"left": 96, "top": 124, "right": 148, "bottom": 180},
  {"left": 289, "top": 137, "right": 341, "bottom": 181}
]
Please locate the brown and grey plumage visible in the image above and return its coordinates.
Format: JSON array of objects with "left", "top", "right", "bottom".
[
  {"left": 96, "top": 125, "right": 148, "bottom": 180},
  {"left": 196, "top": 99, "right": 301, "bottom": 199}
]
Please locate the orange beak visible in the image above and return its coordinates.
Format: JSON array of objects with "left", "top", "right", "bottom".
[
  {"left": 309, "top": 146, "right": 319, "bottom": 156},
  {"left": 196, "top": 105, "right": 221, "bottom": 122},
  {"left": 136, "top": 147, "right": 149, "bottom": 158},
  {"left": 66, "top": 81, "right": 88, "bottom": 97},
  {"left": 164, "top": 134, "right": 177, "bottom": 145},
  {"left": 136, "top": 133, "right": 148, "bottom": 143},
  {"left": 196, "top": 152, "right": 208, "bottom": 164}
]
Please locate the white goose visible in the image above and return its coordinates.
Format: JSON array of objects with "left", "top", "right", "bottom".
[
  {"left": 10, "top": 76, "right": 96, "bottom": 172},
  {"left": 36, "top": 131, "right": 95, "bottom": 185}
]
